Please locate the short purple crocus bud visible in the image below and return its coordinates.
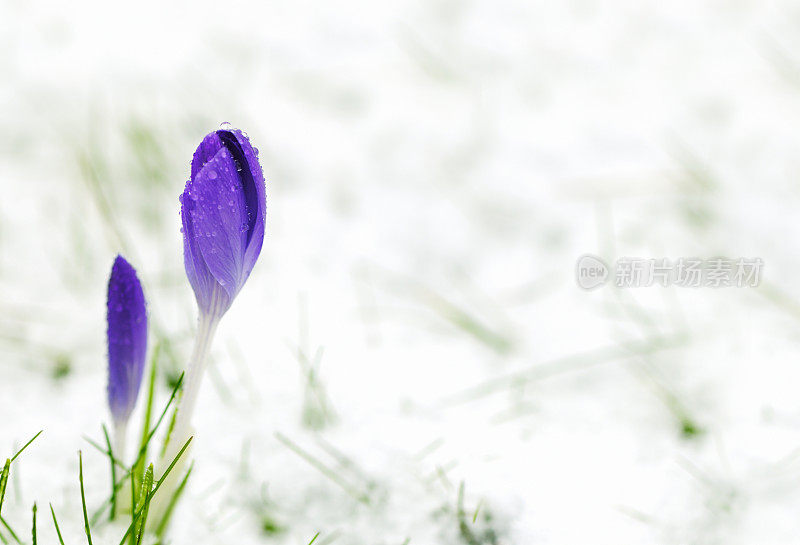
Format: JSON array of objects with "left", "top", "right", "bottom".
[
  {"left": 106, "top": 255, "right": 148, "bottom": 426},
  {"left": 179, "top": 126, "right": 266, "bottom": 319}
]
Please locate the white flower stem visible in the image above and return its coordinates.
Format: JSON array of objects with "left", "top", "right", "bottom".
[
  {"left": 152, "top": 287, "right": 225, "bottom": 531},
  {"left": 162, "top": 311, "right": 219, "bottom": 467},
  {"left": 112, "top": 420, "right": 127, "bottom": 465}
]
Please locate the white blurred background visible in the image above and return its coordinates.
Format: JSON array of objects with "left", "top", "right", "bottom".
[{"left": 3, "top": 0, "right": 800, "bottom": 543}]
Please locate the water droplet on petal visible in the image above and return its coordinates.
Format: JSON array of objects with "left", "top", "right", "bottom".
[
  {"left": 219, "top": 121, "right": 233, "bottom": 130},
  {"left": 208, "top": 170, "right": 218, "bottom": 180}
]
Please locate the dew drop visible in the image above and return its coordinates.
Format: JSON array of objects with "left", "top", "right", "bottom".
[
  {"left": 208, "top": 170, "right": 218, "bottom": 180},
  {"left": 219, "top": 121, "right": 233, "bottom": 130}
]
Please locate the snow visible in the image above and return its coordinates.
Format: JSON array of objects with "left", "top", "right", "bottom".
[{"left": 3, "top": 0, "right": 800, "bottom": 543}]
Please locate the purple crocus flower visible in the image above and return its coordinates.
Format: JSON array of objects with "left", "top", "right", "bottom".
[
  {"left": 179, "top": 127, "right": 266, "bottom": 319},
  {"left": 106, "top": 255, "right": 148, "bottom": 425}
]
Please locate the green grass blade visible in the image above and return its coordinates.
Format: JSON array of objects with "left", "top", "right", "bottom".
[
  {"left": 31, "top": 503, "right": 36, "bottom": 545},
  {"left": 83, "top": 437, "right": 127, "bottom": 472},
  {"left": 10, "top": 431, "right": 43, "bottom": 463},
  {"left": 101, "top": 426, "right": 118, "bottom": 521},
  {"left": 134, "top": 466, "right": 154, "bottom": 545},
  {"left": 117, "top": 437, "right": 192, "bottom": 545},
  {"left": 78, "top": 452, "right": 93, "bottom": 545},
  {"left": 129, "top": 465, "right": 136, "bottom": 545},
  {"left": 275, "top": 433, "right": 369, "bottom": 505},
  {"left": 49, "top": 504, "right": 66, "bottom": 545},
  {"left": 135, "top": 349, "right": 159, "bottom": 493},
  {"left": 0, "top": 460, "right": 10, "bottom": 519},
  {"left": 0, "top": 517, "right": 21, "bottom": 545}
]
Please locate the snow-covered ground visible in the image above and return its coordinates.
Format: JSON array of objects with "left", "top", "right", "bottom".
[{"left": 3, "top": 0, "right": 800, "bottom": 543}]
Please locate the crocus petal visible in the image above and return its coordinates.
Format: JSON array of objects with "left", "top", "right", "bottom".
[
  {"left": 187, "top": 144, "right": 247, "bottom": 300},
  {"left": 222, "top": 129, "right": 266, "bottom": 282},
  {"left": 180, "top": 188, "right": 218, "bottom": 314},
  {"left": 190, "top": 131, "right": 224, "bottom": 182},
  {"left": 107, "top": 255, "right": 148, "bottom": 424}
]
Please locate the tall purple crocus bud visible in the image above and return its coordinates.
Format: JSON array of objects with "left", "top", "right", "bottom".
[
  {"left": 162, "top": 126, "right": 266, "bottom": 478},
  {"left": 107, "top": 255, "right": 148, "bottom": 457},
  {"left": 179, "top": 127, "right": 266, "bottom": 320}
]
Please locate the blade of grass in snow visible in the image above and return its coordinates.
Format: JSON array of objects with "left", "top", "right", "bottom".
[
  {"left": 133, "top": 465, "right": 154, "bottom": 545},
  {"left": 9, "top": 431, "right": 43, "bottom": 463},
  {"left": 442, "top": 334, "right": 690, "bottom": 406},
  {"left": 31, "top": 503, "right": 36, "bottom": 545},
  {"left": 78, "top": 452, "right": 93, "bottom": 545},
  {"left": 0, "top": 517, "right": 20, "bottom": 545},
  {"left": 134, "top": 350, "right": 158, "bottom": 498},
  {"left": 0, "top": 431, "right": 42, "bottom": 543},
  {"left": 116, "top": 437, "right": 193, "bottom": 545},
  {"left": 0, "top": 461, "right": 10, "bottom": 519},
  {"left": 456, "top": 482, "right": 480, "bottom": 545},
  {"left": 315, "top": 436, "right": 372, "bottom": 486},
  {"left": 275, "top": 433, "right": 369, "bottom": 505},
  {"left": 49, "top": 504, "right": 65, "bottom": 545},
  {"left": 380, "top": 270, "right": 514, "bottom": 354},
  {"left": 473, "top": 499, "right": 483, "bottom": 524},
  {"left": 102, "top": 425, "right": 118, "bottom": 520}
]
